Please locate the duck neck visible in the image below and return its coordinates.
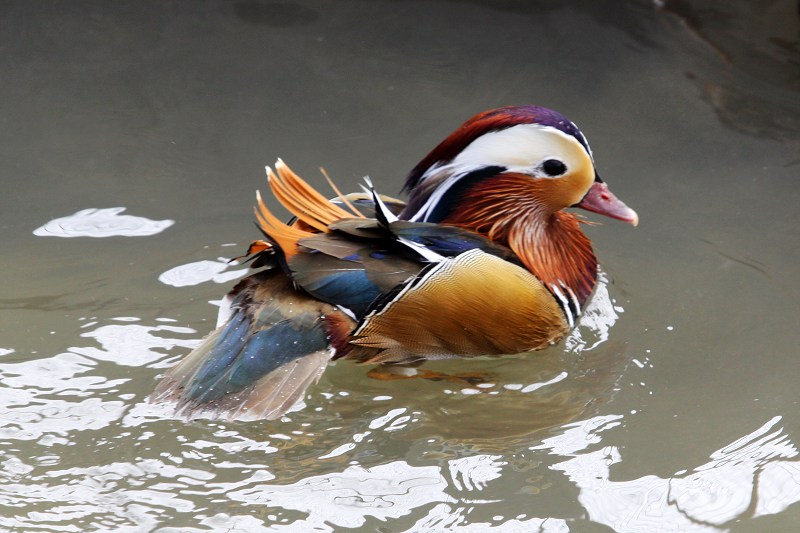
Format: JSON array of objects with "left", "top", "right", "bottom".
[
  {"left": 430, "top": 174, "right": 598, "bottom": 313},
  {"left": 510, "top": 211, "right": 598, "bottom": 313}
]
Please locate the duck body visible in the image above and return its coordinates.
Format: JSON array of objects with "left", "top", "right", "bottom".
[{"left": 152, "top": 106, "right": 638, "bottom": 420}]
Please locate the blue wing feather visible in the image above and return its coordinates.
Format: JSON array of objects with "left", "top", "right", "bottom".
[
  {"left": 293, "top": 265, "right": 383, "bottom": 317},
  {"left": 185, "top": 311, "right": 250, "bottom": 400}
]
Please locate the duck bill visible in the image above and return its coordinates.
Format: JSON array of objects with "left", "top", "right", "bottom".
[{"left": 576, "top": 181, "right": 639, "bottom": 226}]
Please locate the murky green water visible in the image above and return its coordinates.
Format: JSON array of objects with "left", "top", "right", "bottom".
[{"left": 1, "top": 1, "right": 799, "bottom": 531}]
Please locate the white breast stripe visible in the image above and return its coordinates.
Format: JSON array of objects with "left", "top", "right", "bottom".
[
  {"left": 549, "top": 284, "right": 575, "bottom": 328},
  {"left": 557, "top": 279, "right": 582, "bottom": 319}
]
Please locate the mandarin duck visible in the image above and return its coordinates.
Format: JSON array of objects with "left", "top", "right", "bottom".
[{"left": 152, "top": 106, "right": 638, "bottom": 420}]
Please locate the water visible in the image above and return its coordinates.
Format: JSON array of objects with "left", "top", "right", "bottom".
[{"left": 1, "top": 0, "right": 799, "bottom": 530}]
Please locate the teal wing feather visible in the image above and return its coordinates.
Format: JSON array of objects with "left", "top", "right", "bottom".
[{"left": 151, "top": 270, "right": 354, "bottom": 420}]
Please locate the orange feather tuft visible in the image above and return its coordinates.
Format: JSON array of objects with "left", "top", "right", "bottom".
[
  {"left": 254, "top": 161, "right": 364, "bottom": 257},
  {"left": 254, "top": 189, "right": 313, "bottom": 258},
  {"left": 270, "top": 160, "right": 356, "bottom": 228}
]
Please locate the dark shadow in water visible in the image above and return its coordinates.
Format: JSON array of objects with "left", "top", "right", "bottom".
[{"left": 658, "top": 0, "right": 800, "bottom": 142}]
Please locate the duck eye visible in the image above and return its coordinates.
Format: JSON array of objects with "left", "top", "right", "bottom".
[{"left": 541, "top": 159, "right": 567, "bottom": 177}]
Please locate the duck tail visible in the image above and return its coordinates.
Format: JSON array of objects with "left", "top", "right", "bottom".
[{"left": 150, "top": 270, "right": 355, "bottom": 420}]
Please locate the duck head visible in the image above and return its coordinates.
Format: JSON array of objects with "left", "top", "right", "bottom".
[
  {"left": 399, "top": 105, "right": 638, "bottom": 306},
  {"left": 400, "top": 105, "right": 637, "bottom": 226}
]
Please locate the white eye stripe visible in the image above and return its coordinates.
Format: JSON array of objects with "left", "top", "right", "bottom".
[
  {"left": 573, "top": 125, "right": 594, "bottom": 160},
  {"left": 450, "top": 124, "right": 590, "bottom": 174}
]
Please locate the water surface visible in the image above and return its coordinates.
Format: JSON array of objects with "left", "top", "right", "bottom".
[{"left": 1, "top": 0, "right": 799, "bottom": 531}]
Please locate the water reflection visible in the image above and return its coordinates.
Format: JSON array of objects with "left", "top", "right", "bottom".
[
  {"left": 0, "top": 456, "right": 211, "bottom": 530},
  {"left": 0, "top": 279, "right": 629, "bottom": 530},
  {"left": 0, "top": 317, "right": 196, "bottom": 444},
  {"left": 0, "top": 270, "right": 624, "bottom": 530},
  {"left": 0, "top": 351, "right": 127, "bottom": 441}
]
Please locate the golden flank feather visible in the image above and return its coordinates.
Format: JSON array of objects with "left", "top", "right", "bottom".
[{"left": 347, "top": 249, "right": 568, "bottom": 364}]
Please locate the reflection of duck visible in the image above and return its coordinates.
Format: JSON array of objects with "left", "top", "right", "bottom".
[{"left": 152, "top": 106, "right": 638, "bottom": 420}]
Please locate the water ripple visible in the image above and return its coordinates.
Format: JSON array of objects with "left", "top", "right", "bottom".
[
  {"left": 3, "top": 313, "right": 800, "bottom": 530},
  {"left": 539, "top": 415, "right": 800, "bottom": 532}
]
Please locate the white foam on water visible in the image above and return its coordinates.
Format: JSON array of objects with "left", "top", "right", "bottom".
[{"left": 33, "top": 207, "right": 174, "bottom": 238}]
